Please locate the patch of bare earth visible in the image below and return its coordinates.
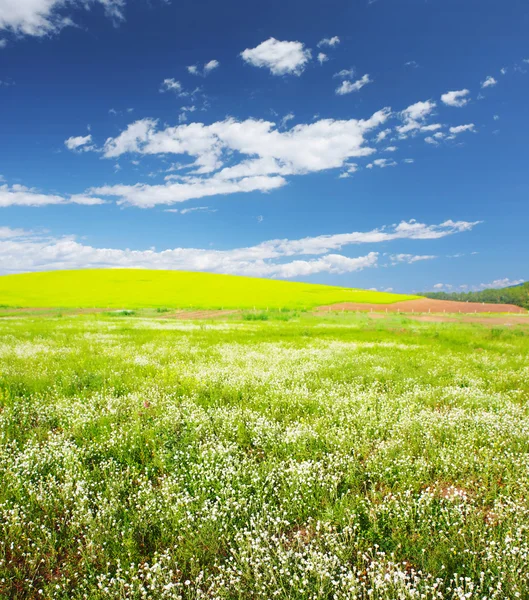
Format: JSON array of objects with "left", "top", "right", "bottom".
[
  {"left": 315, "top": 298, "right": 528, "bottom": 325},
  {"left": 316, "top": 298, "right": 526, "bottom": 314}
]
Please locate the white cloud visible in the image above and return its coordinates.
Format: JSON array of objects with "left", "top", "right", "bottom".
[
  {"left": 335, "top": 74, "right": 372, "bottom": 95},
  {"left": 317, "top": 52, "right": 328, "bottom": 65},
  {"left": 478, "top": 278, "right": 525, "bottom": 289},
  {"left": 481, "top": 76, "right": 497, "bottom": 89},
  {"left": 92, "top": 175, "right": 287, "bottom": 208},
  {"left": 166, "top": 206, "right": 217, "bottom": 215},
  {"left": 279, "top": 112, "right": 295, "bottom": 129},
  {"left": 432, "top": 278, "right": 525, "bottom": 292},
  {"left": 178, "top": 105, "right": 196, "bottom": 123},
  {"left": 390, "top": 253, "right": 436, "bottom": 264},
  {"left": 421, "top": 123, "right": 442, "bottom": 132},
  {"left": 187, "top": 60, "right": 220, "bottom": 77},
  {"left": 500, "top": 67, "right": 507, "bottom": 75},
  {"left": 0, "top": 225, "right": 34, "bottom": 239},
  {"left": 403, "top": 158, "right": 414, "bottom": 164},
  {"left": 0, "top": 218, "right": 479, "bottom": 277},
  {"left": 375, "top": 129, "right": 391, "bottom": 143},
  {"left": 64, "top": 134, "right": 93, "bottom": 151},
  {"left": 402, "top": 100, "right": 436, "bottom": 122},
  {"left": 385, "top": 146, "right": 397, "bottom": 152},
  {"left": 241, "top": 38, "right": 312, "bottom": 76},
  {"left": 0, "top": 232, "right": 381, "bottom": 278},
  {"left": 0, "top": 0, "right": 125, "bottom": 38},
  {"left": 160, "top": 79, "right": 183, "bottom": 94},
  {"left": 0, "top": 39, "right": 6, "bottom": 48},
  {"left": 317, "top": 36, "right": 340, "bottom": 48},
  {"left": 404, "top": 60, "right": 419, "bottom": 68},
  {"left": 0, "top": 182, "right": 106, "bottom": 207},
  {"left": 97, "top": 110, "right": 390, "bottom": 206},
  {"left": 339, "top": 163, "right": 359, "bottom": 178},
  {"left": 493, "top": 115, "right": 499, "bottom": 121},
  {"left": 366, "top": 158, "right": 397, "bottom": 169},
  {"left": 333, "top": 68, "right": 354, "bottom": 79},
  {"left": 449, "top": 124, "right": 475, "bottom": 135},
  {"left": 424, "top": 136, "right": 438, "bottom": 145},
  {"left": 441, "top": 89, "right": 470, "bottom": 107},
  {"left": 396, "top": 100, "right": 437, "bottom": 136},
  {"left": 204, "top": 59, "right": 219, "bottom": 73}
]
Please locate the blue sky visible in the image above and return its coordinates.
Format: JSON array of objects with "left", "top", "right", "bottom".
[{"left": 0, "top": 0, "right": 528, "bottom": 292}]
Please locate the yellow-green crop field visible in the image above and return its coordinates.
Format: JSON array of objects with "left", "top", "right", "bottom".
[
  {"left": 1, "top": 310, "right": 529, "bottom": 599},
  {"left": 0, "top": 269, "right": 418, "bottom": 310}
]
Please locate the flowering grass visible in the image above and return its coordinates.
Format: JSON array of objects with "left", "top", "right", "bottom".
[
  {"left": 1, "top": 313, "right": 528, "bottom": 599},
  {"left": 0, "top": 269, "right": 418, "bottom": 310}
]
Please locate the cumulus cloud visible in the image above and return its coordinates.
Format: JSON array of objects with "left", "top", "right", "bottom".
[
  {"left": 335, "top": 74, "right": 372, "bottom": 95},
  {"left": 0, "top": 218, "right": 479, "bottom": 277},
  {"left": 317, "top": 52, "right": 328, "bottom": 65},
  {"left": 0, "top": 0, "right": 126, "bottom": 38},
  {"left": 0, "top": 182, "right": 106, "bottom": 207},
  {"left": 64, "top": 134, "right": 93, "bottom": 151},
  {"left": 396, "top": 100, "right": 437, "bottom": 136},
  {"left": 481, "top": 76, "right": 497, "bottom": 89},
  {"left": 317, "top": 36, "right": 340, "bottom": 48},
  {"left": 241, "top": 38, "right": 312, "bottom": 76},
  {"left": 441, "top": 89, "right": 470, "bottom": 107}
]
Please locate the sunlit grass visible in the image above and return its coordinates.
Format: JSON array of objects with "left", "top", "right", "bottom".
[{"left": 1, "top": 313, "right": 528, "bottom": 599}]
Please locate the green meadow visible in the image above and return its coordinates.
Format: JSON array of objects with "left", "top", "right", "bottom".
[
  {"left": 1, "top": 311, "right": 529, "bottom": 599},
  {"left": 0, "top": 269, "right": 417, "bottom": 310}
]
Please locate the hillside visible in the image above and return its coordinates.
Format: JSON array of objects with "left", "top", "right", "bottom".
[
  {"left": 0, "top": 269, "right": 419, "bottom": 310},
  {"left": 422, "top": 281, "right": 529, "bottom": 310}
]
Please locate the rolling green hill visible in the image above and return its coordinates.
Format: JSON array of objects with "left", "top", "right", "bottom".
[{"left": 0, "top": 269, "right": 419, "bottom": 310}]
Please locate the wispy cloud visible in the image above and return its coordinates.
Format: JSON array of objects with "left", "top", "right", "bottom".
[
  {"left": 0, "top": 219, "right": 480, "bottom": 277},
  {"left": 335, "top": 74, "right": 372, "bottom": 95}
]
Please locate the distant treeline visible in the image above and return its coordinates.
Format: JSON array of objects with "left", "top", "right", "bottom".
[{"left": 422, "top": 282, "right": 529, "bottom": 309}]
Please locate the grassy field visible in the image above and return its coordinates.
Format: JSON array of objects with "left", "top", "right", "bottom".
[
  {"left": 1, "top": 312, "right": 529, "bottom": 599},
  {"left": 0, "top": 269, "right": 418, "bottom": 310}
]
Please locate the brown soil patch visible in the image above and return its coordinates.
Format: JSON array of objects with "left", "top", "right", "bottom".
[{"left": 316, "top": 297, "right": 526, "bottom": 315}]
